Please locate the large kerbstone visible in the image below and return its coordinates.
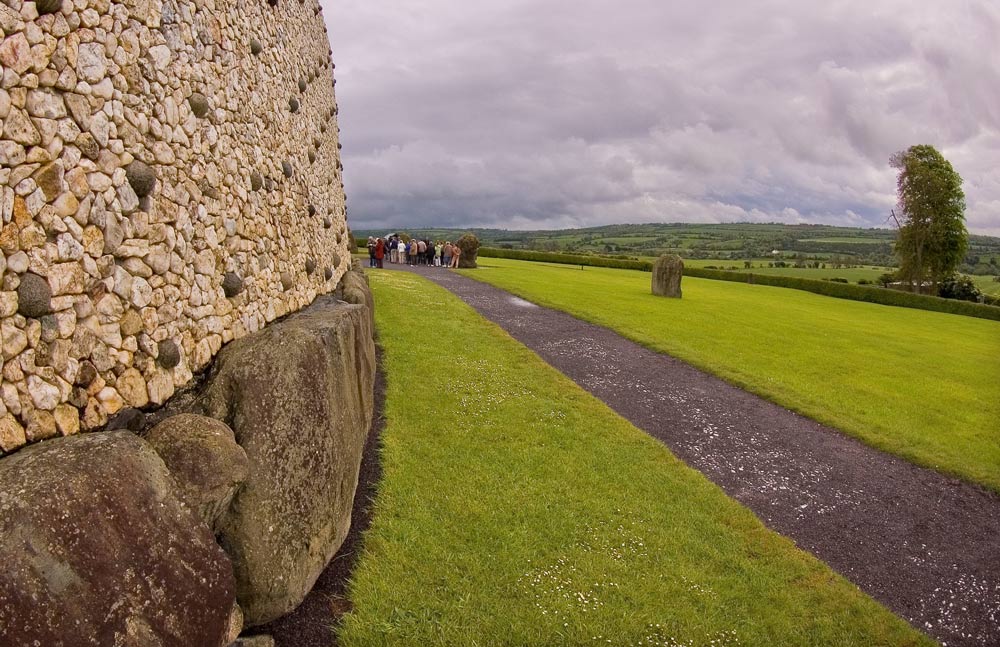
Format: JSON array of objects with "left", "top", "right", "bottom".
[
  {"left": 0, "top": 432, "right": 236, "bottom": 647},
  {"left": 195, "top": 296, "right": 375, "bottom": 626},
  {"left": 339, "top": 268, "right": 374, "bottom": 332},
  {"left": 652, "top": 254, "right": 684, "bottom": 298},
  {"left": 145, "top": 414, "right": 250, "bottom": 531}
]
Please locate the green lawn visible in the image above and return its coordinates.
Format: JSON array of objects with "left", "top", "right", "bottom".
[
  {"left": 338, "top": 270, "right": 932, "bottom": 646},
  {"left": 460, "top": 258, "right": 1000, "bottom": 492}
]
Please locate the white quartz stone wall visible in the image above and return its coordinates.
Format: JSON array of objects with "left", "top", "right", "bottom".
[{"left": 0, "top": 0, "right": 348, "bottom": 450}]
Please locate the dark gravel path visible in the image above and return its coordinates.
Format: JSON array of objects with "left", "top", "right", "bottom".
[{"left": 404, "top": 264, "right": 1000, "bottom": 647}]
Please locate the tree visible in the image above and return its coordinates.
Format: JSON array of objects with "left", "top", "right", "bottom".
[{"left": 889, "top": 145, "right": 968, "bottom": 293}]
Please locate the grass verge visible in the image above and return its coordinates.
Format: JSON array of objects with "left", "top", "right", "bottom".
[
  {"left": 337, "top": 270, "right": 932, "bottom": 646},
  {"left": 460, "top": 258, "right": 1000, "bottom": 493}
]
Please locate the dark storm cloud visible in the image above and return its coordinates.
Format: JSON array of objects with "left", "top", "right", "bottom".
[{"left": 321, "top": 0, "right": 1000, "bottom": 234}]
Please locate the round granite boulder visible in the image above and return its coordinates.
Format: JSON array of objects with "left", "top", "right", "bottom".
[
  {"left": 17, "top": 273, "right": 52, "bottom": 318},
  {"left": 222, "top": 273, "right": 244, "bottom": 298},
  {"left": 189, "top": 93, "right": 210, "bottom": 118},
  {"left": 35, "top": 0, "right": 62, "bottom": 14},
  {"left": 158, "top": 339, "right": 181, "bottom": 369},
  {"left": 125, "top": 160, "right": 156, "bottom": 198}
]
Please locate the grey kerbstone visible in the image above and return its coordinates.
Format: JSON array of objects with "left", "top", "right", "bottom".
[
  {"left": 145, "top": 414, "right": 249, "bottom": 531},
  {"left": 17, "top": 273, "right": 52, "bottom": 319},
  {"left": 125, "top": 160, "right": 156, "bottom": 198},
  {"left": 189, "top": 93, "right": 210, "bottom": 118},
  {"left": 195, "top": 296, "right": 374, "bottom": 626},
  {"left": 339, "top": 268, "right": 373, "bottom": 332},
  {"left": 0, "top": 432, "right": 235, "bottom": 647},
  {"left": 158, "top": 339, "right": 181, "bottom": 369},
  {"left": 652, "top": 254, "right": 684, "bottom": 298},
  {"left": 222, "top": 273, "right": 244, "bottom": 298}
]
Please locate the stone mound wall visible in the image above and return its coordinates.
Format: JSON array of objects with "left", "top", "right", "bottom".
[{"left": 0, "top": 0, "right": 349, "bottom": 453}]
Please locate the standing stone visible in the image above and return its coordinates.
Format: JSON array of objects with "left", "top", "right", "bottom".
[
  {"left": 455, "top": 233, "right": 481, "bottom": 269},
  {"left": 652, "top": 254, "right": 684, "bottom": 298}
]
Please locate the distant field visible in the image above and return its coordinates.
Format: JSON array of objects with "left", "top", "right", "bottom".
[
  {"left": 462, "top": 258, "right": 1000, "bottom": 492},
  {"left": 655, "top": 258, "right": 890, "bottom": 283},
  {"left": 798, "top": 238, "right": 887, "bottom": 245},
  {"left": 339, "top": 270, "right": 931, "bottom": 646},
  {"left": 973, "top": 274, "right": 1000, "bottom": 297}
]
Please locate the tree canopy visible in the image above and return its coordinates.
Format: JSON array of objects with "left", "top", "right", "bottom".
[{"left": 890, "top": 145, "right": 968, "bottom": 292}]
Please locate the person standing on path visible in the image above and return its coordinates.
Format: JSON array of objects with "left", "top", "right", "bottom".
[
  {"left": 374, "top": 238, "right": 385, "bottom": 269},
  {"left": 442, "top": 242, "right": 452, "bottom": 268},
  {"left": 450, "top": 244, "right": 462, "bottom": 268},
  {"left": 367, "top": 237, "right": 376, "bottom": 268}
]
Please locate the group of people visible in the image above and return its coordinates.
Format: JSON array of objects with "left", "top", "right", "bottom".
[{"left": 366, "top": 236, "right": 462, "bottom": 269}]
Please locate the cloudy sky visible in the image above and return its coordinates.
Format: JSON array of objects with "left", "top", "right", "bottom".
[{"left": 320, "top": 0, "right": 1000, "bottom": 235}]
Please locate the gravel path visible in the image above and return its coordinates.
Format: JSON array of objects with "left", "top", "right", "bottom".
[{"left": 405, "top": 264, "right": 1000, "bottom": 647}]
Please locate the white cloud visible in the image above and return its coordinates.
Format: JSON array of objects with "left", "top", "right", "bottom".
[{"left": 321, "top": 0, "right": 1000, "bottom": 234}]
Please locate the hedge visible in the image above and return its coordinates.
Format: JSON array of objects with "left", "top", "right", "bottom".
[{"left": 478, "top": 248, "right": 1000, "bottom": 322}]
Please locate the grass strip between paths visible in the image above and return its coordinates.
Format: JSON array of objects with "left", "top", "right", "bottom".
[
  {"left": 459, "top": 258, "right": 1000, "bottom": 493},
  {"left": 338, "top": 270, "right": 931, "bottom": 647}
]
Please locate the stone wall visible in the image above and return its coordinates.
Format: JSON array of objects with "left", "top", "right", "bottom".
[{"left": 0, "top": 0, "right": 348, "bottom": 452}]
